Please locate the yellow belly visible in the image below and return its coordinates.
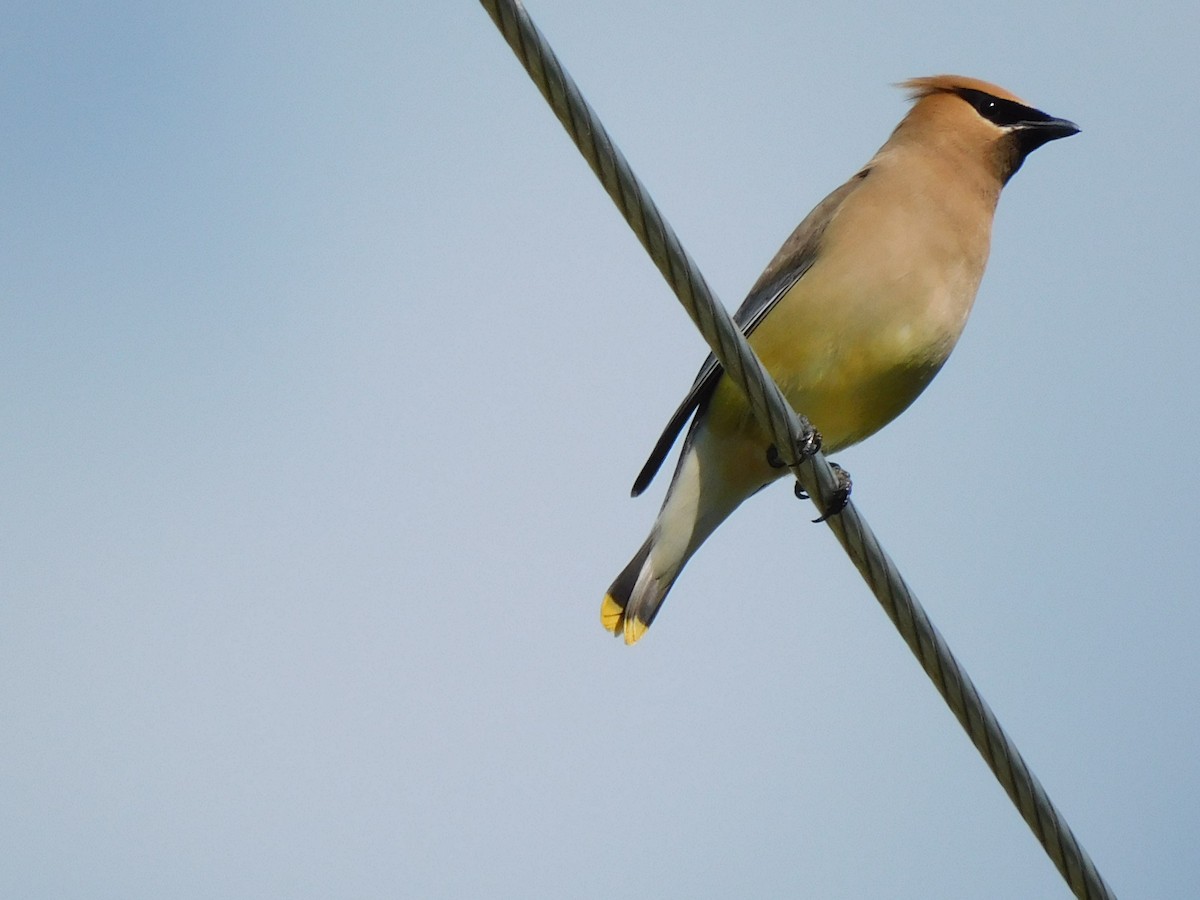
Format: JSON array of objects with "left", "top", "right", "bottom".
[{"left": 703, "top": 270, "right": 961, "bottom": 464}]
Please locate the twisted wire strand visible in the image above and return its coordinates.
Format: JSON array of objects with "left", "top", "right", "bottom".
[
  {"left": 477, "top": 2, "right": 1116, "bottom": 897},
  {"left": 480, "top": 0, "right": 819, "bottom": 481}
]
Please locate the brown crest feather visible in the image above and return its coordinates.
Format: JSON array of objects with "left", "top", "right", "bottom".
[{"left": 899, "top": 75, "right": 1026, "bottom": 105}]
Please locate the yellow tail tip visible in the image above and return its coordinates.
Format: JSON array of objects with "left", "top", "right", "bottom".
[
  {"left": 600, "top": 593, "right": 624, "bottom": 635},
  {"left": 600, "top": 594, "right": 649, "bottom": 645},
  {"left": 623, "top": 617, "right": 648, "bottom": 645}
]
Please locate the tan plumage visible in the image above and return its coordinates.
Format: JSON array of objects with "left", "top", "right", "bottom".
[{"left": 603, "top": 76, "right": 1078, "bottom": 645}]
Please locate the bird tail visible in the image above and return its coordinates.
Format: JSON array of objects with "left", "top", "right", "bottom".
[{"left": 601, "top": 536, "right": 680, "bottom": 645}]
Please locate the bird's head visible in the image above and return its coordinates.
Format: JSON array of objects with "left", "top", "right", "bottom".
[{"left": 897, "top": 75, "right": 1079, "bottom": 184}]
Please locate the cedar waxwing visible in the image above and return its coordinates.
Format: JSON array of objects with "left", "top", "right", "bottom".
[{"left": 602, "top": 75, "right": 1078, "bottom": 645}]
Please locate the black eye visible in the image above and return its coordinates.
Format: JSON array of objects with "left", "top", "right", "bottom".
[{"left": 957, "top": 88, "right": 1044, "bottom": 128}]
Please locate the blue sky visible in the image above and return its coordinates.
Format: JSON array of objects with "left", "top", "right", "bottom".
[{"left": 3, "top": 1, "right": 1198, "bottom": 896}]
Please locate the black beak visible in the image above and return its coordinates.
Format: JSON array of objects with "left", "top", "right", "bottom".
[{"left": 1016, "top": 114, "right": 1081, "bottom": 153}]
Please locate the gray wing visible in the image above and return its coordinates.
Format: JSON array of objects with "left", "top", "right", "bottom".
[{"left": 630, "top": 168, "right": 870, "bottom": 497}]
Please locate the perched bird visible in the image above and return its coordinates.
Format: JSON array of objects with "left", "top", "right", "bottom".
[{"left": 602, "top": 75, "right": 1078, "bottom": 645}]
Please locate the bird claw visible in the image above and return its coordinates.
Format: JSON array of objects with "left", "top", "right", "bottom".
[
  {"left": 811, "top": 462, "right": 852, "bottom": 523},
  {"left": 766, "top": 427, "right": 823, "bottom": 469},
  {"left": 797, "top": 427, "right": 822, "bottom": 460}
]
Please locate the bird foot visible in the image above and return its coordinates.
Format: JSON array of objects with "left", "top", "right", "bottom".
[
  {"left": 765, "top": 428, "right": 823, "bottom": 469},
  {"left": 794, "top": 462, "right": 852, "bottom": 522}
]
